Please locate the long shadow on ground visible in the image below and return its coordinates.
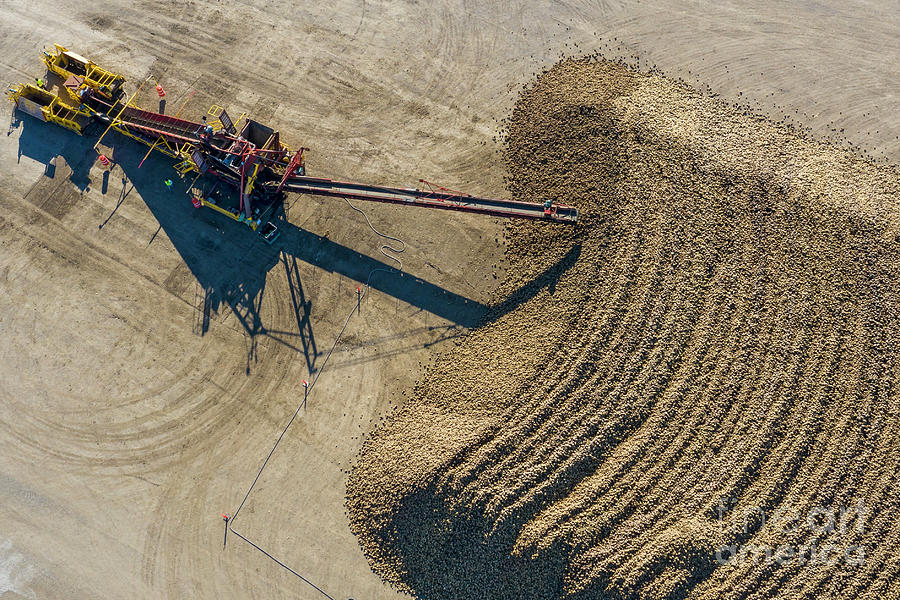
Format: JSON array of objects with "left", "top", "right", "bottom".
[{"left": 14, "top": 115, "right": 579, "bottom": 373}]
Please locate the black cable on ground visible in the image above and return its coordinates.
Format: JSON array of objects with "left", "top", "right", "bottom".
[{"left": 227, "top": 201, "right": 405, "bottom": 598}]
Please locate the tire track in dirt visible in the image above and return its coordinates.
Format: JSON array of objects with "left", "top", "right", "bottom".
[
  {"left": 0, "top": 187, "right": 279, "bottom": 478},
  {"left": 346, "top": 58, "right": 900, "bottom": 599}
]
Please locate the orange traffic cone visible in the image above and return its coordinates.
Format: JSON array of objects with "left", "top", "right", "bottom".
[
  {"left": 156, "top": 84, "right": 165, "bottom": 98},
  {"left": 192, "top": 196, "right": 202, "bottom": 208},
  {"left": 98, "top": 154, "right": 110, "bottom": 167}
]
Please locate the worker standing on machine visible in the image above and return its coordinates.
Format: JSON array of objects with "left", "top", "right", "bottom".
[
  {"left": 34, "top": 77, "right": 45, "bottom": 89},
  {"left": 198, "top": 116, "right": 214, "bottom": 139},
  {"left": 76, "top": 86, "right": 90, "bottom": 111}
]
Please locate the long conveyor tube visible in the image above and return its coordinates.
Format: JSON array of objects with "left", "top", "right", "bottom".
[
  {"left": 88, "top": 100, "right": 578, "bottom": 223},
  {"left": 276, "top": 176, "right": 578, "bottom": 223}
]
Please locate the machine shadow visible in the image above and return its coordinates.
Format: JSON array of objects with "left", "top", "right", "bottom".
[
  {"left": 13, "top": 110, "right": 97, "bottom": 190},
  {"left": 15, "top": 118, "right": 581, "bottom": 373},
  {"left": 482, "top": 243, "right": 582, "bottom": 324},
  {"left": 105, "top": 130, "right": 495, "bottom": 374}
]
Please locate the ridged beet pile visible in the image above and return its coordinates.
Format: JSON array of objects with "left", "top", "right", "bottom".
[{"left": 346, "top": 58, "right": 900, "bottom": 600}]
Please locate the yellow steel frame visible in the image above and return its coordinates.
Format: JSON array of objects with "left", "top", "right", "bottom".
[
  {"left": 91, "top": 77, "right": 194, "bottom": 162},
  {"left": 42, "top": 44, "right": 125, "bottom": 98},
  {"left": 206, "top": 104, "right": 225, "bottom": 131},
  {"left": 206, "top": 104, "right": 247, "bottom": 133},
  {"left": 243, "top": 162, "right": 260, "bottom": 199},
  {"left": 5, "top": 84, "right": 21, "bottom": 104},
  {"left": 8, "top": 83, "right": 92, "bottom": 135},
  {"left": 200, "top": 199, "right": 259, "bottom": 230},
  {"left": 174, "top": 152, "right": 198, "bottom": 175},
  {"left": 109, "top": 128, "right": 186, "bottom": 159}
]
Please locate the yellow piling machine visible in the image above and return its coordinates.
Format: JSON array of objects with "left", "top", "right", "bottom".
[{"left": 9, "top": 44, "right": 578, "bottom": 243}]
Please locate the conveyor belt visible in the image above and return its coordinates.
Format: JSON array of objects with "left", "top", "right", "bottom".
[
  {"left": 12, "top": 46, "right": 579, "bottom": 231},
  {"left": 118, "top": 106, "right": 203, "bottom": 142},
  {"left": 277, "top": 175, "right": 578, "bottom": 223},
  {"left": 96, "top": 102, "right": 578, "bottom": 224}
]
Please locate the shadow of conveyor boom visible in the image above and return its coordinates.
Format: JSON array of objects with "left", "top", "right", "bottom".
[{"left": 14, "top": 117, "right": 582, "bottom": 355}]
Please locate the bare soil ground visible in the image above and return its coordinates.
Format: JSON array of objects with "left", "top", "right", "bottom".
[{"left": 0, "top": 1, "right": 897, "bottom": 599}]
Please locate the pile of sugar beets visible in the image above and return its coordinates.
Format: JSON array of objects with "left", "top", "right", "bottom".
[{"left": 346, "top": 58, "right": 900, "bottom": 600}]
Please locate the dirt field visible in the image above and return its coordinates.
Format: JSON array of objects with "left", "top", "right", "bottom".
[{"left": 0, "top": 1, "right": 897, "bottom": 599}]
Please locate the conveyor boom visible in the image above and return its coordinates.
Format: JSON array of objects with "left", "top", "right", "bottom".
[{"left": 276, "top": 176, "right": 578, "bottom": 223}]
